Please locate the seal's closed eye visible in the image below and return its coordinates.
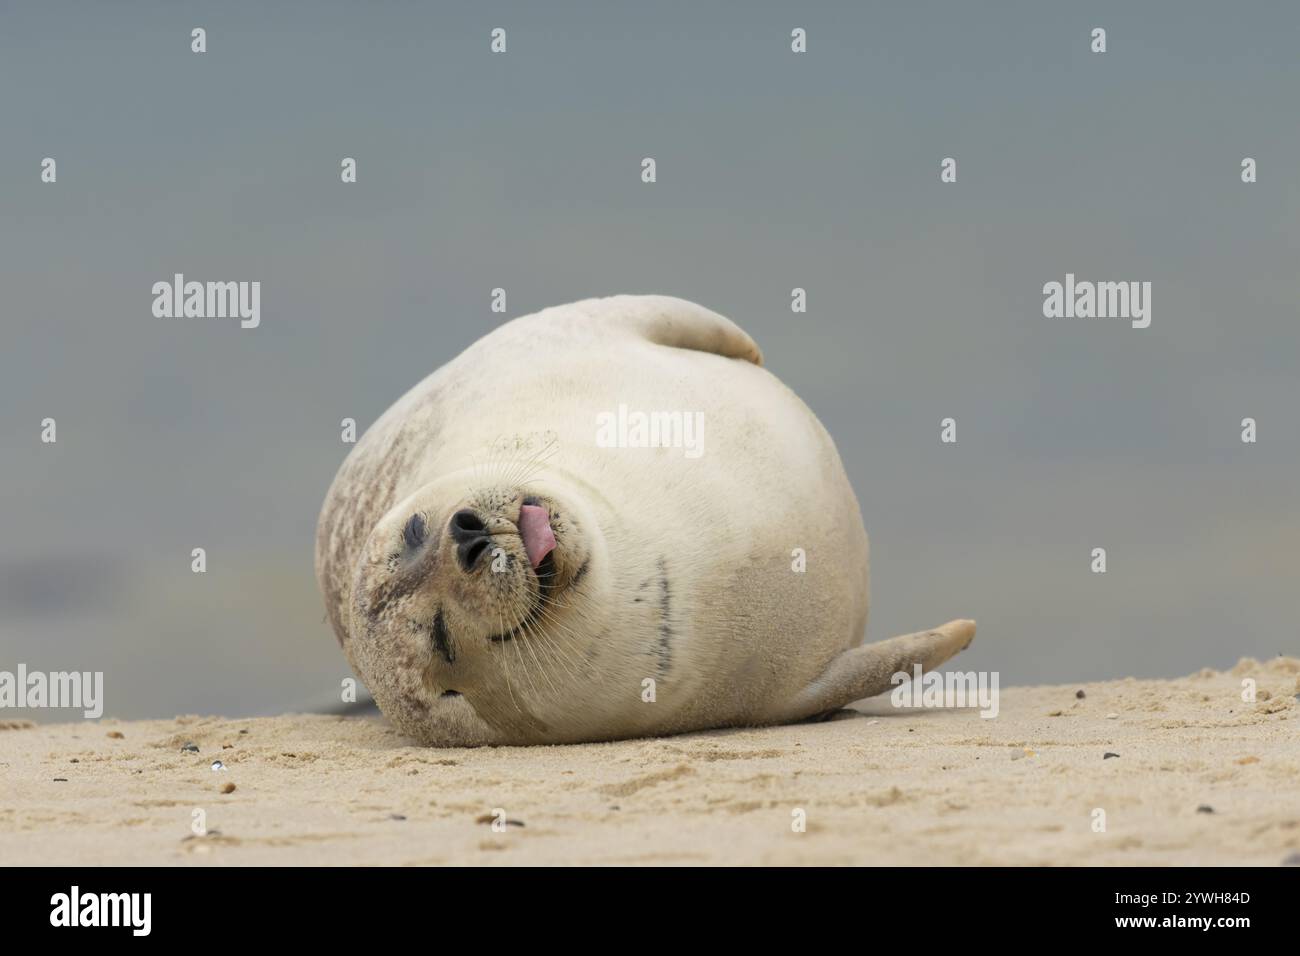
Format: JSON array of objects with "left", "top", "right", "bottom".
[{"left": 403, "top": 513, "right": 426, "bottom": 550}]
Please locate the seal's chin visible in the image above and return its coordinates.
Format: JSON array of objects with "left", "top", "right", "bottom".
[{"left": 488, "top": 550, "right": 557, "bottom": 643}]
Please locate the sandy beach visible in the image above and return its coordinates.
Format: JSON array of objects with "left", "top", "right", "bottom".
[{"left": 2, "top": 656, "right": 1297, "bottom": 866}]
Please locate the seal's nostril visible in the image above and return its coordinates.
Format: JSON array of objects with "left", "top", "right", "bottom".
[
  {"left": 449, "top": 509, "right": 485, "bottom": 542},
  {"left": 460, "top": 538, "right": 490, "bottom": 571},
  {"left": 451, "top": 509, "right": 492, "bottom": 571}
]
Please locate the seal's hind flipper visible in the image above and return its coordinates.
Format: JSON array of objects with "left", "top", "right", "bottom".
[{"left": 780, "top": 620, "right": 976, "bottom": 721}]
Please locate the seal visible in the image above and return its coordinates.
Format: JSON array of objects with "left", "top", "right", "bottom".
[{"left": 315, "top": 295, "right": 974, "bottom": 745}]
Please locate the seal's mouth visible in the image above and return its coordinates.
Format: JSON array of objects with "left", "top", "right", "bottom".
[
  {"left": 518, "top": 503, "right": 556, "bottom": 569},
  {"left": 487, "top": 503, "right": 559, "bottom": 644}
]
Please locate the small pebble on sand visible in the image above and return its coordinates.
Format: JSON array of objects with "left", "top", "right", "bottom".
[
  {"left": 181, "top": 742, "right": 199, "bottom": 753},
  {"left": 211, "top": 760, "right": 225, "bottom": 772},
  {"left": 1076, "top": 690, "right": 1086, "bottom": 699},
  {"left": 1197, "top": 805, "right": 1215, "bottom": 814},
  {"left": 389, "top": 813, "right": 406, "bottom": 820},
  {"left": 1103, "top": 752, "right": 1120, "bottom": 759},
  {"left": 106, "top": 731, "right": 124, "bottom": 739},
  {"left": 221, "top": 782, "right": 236, "bottom": 794},
  {"left": 475, "top": 813, "right": 525, "bottom": 827}
]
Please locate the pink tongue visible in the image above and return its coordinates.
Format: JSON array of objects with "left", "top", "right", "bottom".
[{"left": 518, "top": 505, "right": 556, "bottom": 569}]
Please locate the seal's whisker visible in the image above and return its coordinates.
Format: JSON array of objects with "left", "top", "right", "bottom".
[
  {"left": 511, "top": 626, "right": 547, "bottom": 706},
  {"left": 518, "top": 610, "right": 577, "bottom": 691},
  {"left": 498, "top": 592, "right": 549, "bottom": 706},
  {"left": 522, "top": 595, "right": 589, "bottom": 683},
  {"left": 508, "top": 580, "right": 570, "bottom": 700},
  {"left": 524, "top": 585, "right": 599, "bottom": 680},
  {"left": 532, "top": 614, "right": 592, "bottom": 682},
  {"left": 532, "top": 604, "right": 600, "bottom": 679},
  {"left": 495, "top": 566, "right": 586, "bottom": 688},
  {"left": 494, "top": 605, "right": 526, "bottom": 720}
]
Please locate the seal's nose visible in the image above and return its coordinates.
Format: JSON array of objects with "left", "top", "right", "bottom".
[{"left": 449, "top": 509, "right": 491, "bottom": 571}]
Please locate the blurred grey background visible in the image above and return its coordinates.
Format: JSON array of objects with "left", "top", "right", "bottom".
[{"left": 2, "top": 1, "right": 1297, "bottom": 720}]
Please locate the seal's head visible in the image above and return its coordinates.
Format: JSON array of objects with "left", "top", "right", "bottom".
[{"left": 346, "top": 469, "right": 600, "bottom": 742}]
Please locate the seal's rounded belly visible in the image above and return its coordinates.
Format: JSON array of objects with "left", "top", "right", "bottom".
[{"left": 315, "top": 295, "right": 973, "bottom": 745}]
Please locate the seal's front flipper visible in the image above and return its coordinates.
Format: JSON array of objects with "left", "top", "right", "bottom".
[
  {"left": 573, "top": 294, "right": 764, "bottom": 366},
  {"left": 409, "top": 693, "right": 501, "bottom": 747},
  {"left": 780, "top": 620, "right": 976, "bottom": 721}
]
